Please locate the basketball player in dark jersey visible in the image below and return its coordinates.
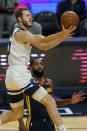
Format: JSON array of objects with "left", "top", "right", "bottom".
[{"left": 19, "top": 58, "right": 85, "bottom": 131}]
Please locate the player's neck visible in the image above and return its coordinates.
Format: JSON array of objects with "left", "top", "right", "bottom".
[
  {"left": 18, "top": 23, "right": 29, "bottom": 31},
  {"left": 35, "top": 77, "right": 44, "bottom": 82}
]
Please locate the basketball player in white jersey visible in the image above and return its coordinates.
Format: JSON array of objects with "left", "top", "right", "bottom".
[{"left": 0, "top": 8, "right": 76, "bottom": 131}]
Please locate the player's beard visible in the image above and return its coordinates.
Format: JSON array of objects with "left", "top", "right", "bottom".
[
  {"left": 22, "top": 18, "right": 32, "bottom": 29},
  {"left": 33, "top": 69, "right": 44, "bottom": 78}
]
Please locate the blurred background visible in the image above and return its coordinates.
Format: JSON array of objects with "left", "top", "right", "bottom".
[{"left": 0, "top": 0, "right": 87, "bottom": 117}]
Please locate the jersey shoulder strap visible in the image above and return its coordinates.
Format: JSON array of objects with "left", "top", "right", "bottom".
[
  {"left": 13, "top": 27, "right": 24, "bottom": 36},
  {"left": 10, "top": 27, "right": 24, "bottom": 42},
  {"left": 45, "top": 78, "right": 52, "bottom": 85}
]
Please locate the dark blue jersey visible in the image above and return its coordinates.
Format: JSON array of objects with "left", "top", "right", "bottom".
[{"left": 26, "top": 78, "right": 52, "bottom": 128}]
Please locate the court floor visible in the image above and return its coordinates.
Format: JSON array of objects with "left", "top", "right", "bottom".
[{"left": 0, "top": 116, "right": 87, "bottom": 131}]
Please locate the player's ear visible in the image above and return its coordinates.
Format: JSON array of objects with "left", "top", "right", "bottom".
[{"left": 18, "top": 17, "right": 22, "bottom": 22}]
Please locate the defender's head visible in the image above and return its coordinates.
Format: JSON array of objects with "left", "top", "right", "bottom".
[
  {"left": 15, "top": 7, "right": 33, "bottom": 28},
  {"left": 30, "top": 58, "right": 44, "bottom": 78}
]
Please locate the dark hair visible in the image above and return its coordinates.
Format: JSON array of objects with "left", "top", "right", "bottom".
[
  {"left": 30, "top": 58, "right": 42, "bottom": 67},
  {"left": 15, "top": 7, "right": 29, "bottom": 22}
]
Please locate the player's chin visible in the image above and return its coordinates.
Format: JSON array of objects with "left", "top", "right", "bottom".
[{"left": 29, "top": 23, "right": 33, "bottom": 27}]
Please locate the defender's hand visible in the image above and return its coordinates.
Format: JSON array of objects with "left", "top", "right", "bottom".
[{"left": 70, "top": 91, "right": 86, "bottom": 104}]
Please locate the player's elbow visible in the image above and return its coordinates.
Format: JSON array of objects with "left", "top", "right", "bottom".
[
  {"left": 43, "top": 47, "right": 51, "bottom": 51},
  {"left": 40, "top": 45, "right": 50, "bottom": 51},
  {"left": 41, "top": 47, "right": 49, "bottom": 51},
  {"left": 37, "top": 45, "right": 49, "bottom": 51}
]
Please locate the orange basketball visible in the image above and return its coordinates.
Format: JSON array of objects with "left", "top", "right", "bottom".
[{"left": 61, "top": 11, "right": 79, "bottom": 29}]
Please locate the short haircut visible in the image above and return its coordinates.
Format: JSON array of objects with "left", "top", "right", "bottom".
[
  {"left": 30, "top": 58, "right": 43, "bottom": 67},
  {"left": 15, "top": 7, "right": 29, "bottom": 22}
]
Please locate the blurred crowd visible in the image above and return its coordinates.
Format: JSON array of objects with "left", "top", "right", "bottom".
[{"left": 0, "top": 0, "right": 87, "bottom": 38}]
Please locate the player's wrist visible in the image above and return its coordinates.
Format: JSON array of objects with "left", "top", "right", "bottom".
[
  {"left": 67, "top": 99, "right": 72, "bottom": 104},
  {"left": 70, "top": 98, "right": 74, "bottom": 104},
  {"left": 64, "top": 99, "right": 71, "bottom": 105},
  {"left": 62, "top": 30, "right": 70, "bottom": 36}
]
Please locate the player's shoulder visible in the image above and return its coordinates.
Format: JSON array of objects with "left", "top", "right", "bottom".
[
  {"left": 14, "top": 27, "right": 25, "bottom": 36},
  {"left": 45, "top": 78, "right": 53, "bottom": 90},
  {"left": 13, "top": 27, "right": 24, "bottom": 33},
  {"left": 45, "top": 78, "right": 53, "bottom": 85},
  {"left": 14, "top": 28, "right": 32, "bottom": 43},
  {"left": 14, "top": 28, "right": 27, "bottom": 34}
]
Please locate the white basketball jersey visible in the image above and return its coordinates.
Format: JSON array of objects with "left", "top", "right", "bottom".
[{"left": 8, "top": 27, "right": 32, "bottom": 66}]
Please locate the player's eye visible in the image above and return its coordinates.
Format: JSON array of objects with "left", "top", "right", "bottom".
[{"left": 27, "top": 15, "right": 30, "bottom": 17}]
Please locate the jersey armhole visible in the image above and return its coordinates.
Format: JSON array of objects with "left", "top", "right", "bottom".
[{"left": 11, "top": 28, "right": 24, "bottom": 44}]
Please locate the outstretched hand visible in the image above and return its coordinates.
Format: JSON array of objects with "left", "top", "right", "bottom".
[
  {"left": 62, "top": 24, "right": 77, "bottom": 34},
  {"left": 70, "top": 91, "right": 86, "bottom": 104}
]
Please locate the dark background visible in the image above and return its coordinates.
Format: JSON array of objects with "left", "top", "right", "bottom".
[{"left": 32, "top": 45, "right": 87, "bottom": 87}]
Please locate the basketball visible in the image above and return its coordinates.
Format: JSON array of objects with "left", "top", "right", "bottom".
[{"left": 61, "top": 11, "right": 79, "bottom": 29}]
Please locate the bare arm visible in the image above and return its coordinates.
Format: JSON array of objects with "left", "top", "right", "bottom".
[
  {"left": 56, "top": 91, "right": 86, "bottom": 106},
  {"left": 14, "top": 26, "right": 76, "bottom": 51},
  {"left": 38, "top": 34, "right": 72, "bottom": 51},
  {"left": 56, "top": 99, "right": 71, "bottom": 106},
  {"left": 50, "top": 81, "right": 86, "bottom": 106}
]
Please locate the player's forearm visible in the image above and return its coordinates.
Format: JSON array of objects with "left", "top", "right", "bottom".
[
  {"left": 32, "top": 30, "right": 65, "bottom": 46},
  {"left": 56, "top": 99, "right": 71, "bottom": 106},
  {"left": 45, "top": 37, "right": 67, "bottom": 51},
  {"left": 39, "top": 34, "right": 70, "bottom": 51},
  {"left": 39, "top": 39, "right": 63, "bottom": 51},
  {"left": 40, "top": 31, "right": 67, "bottom": 44}
]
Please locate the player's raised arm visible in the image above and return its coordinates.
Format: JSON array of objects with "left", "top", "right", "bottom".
[
  {"left": 14, "top": 25, "right": 76, "bottom": 51},
  {"left": 14, "top": 7, "right": 77, "bottom": 52}
]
